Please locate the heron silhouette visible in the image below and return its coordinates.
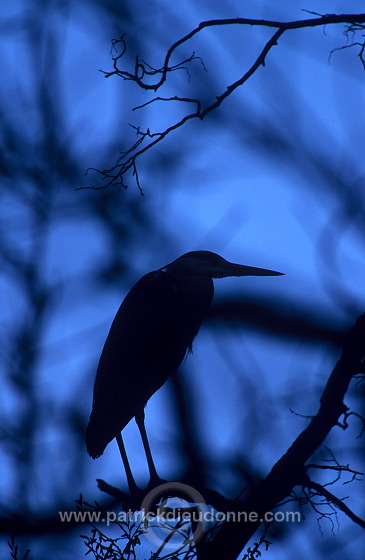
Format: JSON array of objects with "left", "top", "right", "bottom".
[{"left": 85, "top": 251, "right": 283, "bottom": 491}]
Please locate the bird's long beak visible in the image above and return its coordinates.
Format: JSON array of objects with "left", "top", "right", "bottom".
[{"left": 213, "top": 261, "right": 284, "bottom": 278}]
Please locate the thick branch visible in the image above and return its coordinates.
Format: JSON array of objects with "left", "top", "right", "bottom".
[{"left": 196, "top": 313, "right": 365, "bottom": 560}]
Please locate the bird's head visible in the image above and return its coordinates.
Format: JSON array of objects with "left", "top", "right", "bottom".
[{"left": 162, "top": 251, "right": 284, "bottom": 278}]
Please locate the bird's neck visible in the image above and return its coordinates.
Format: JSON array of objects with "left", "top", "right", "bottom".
[{"left": 164, "top": 270, "right": 214, "bottom": 309}]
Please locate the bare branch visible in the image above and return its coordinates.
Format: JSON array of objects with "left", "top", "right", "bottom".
[
  {"left": 86, "top": 13, "right": 365, "bottom": 191},
  {"left": 306, "top": 452, "right": 363, "bottom": 485},
  {"left": 132, "top": 96, "right": 201, "bottom": 113},
  {"left": 340, "top": 409, "right": 365, "bottom": 438},
  {"left": 107, "top": 15, "right": 365, "bottom": 91},
  {"left": 289, "top": 408, "right": 314, "bottom": 420},
  {"left": 304, "top": 479, "right": 365, "bottom": 530},
  {"left": 300, "top": 484, "right": 340, "bottom": 535}
]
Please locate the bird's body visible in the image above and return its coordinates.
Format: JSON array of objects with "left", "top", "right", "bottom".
[
  {"left": 86, "top": 265, "right": 213, "bottom": 458},
  {"left": 86, "top": 251, "right": 283, "bottom": 474}
]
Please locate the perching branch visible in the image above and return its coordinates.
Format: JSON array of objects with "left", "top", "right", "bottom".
[
  {"left": 196, "top": 312, "right": 365, "bottom": 560},
  {"left": 85, "top": 13, "right": 365, "bottom": 192}
]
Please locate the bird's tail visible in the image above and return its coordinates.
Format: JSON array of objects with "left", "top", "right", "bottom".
[
  {"left": 85, "top": 411, "right": 113, "bottom": 459},
  {"left": 85, "top": 405, "right": 133, "bottom": 458}
]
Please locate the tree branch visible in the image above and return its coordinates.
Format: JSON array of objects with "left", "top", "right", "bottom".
[
  {"left": 196, "top": 312, "right": 365, "bottom": 560},
  {"left": 84, "top": 13, "right": 365, "bottom": 191},
  {"left": 105, "top": 15, "right": 365, "bottom": 90},
  {"left": 304, "top": 479, "right": 365, "bottom": 530}
]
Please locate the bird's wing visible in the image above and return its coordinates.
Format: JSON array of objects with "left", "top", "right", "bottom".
[{"left": 86, "top": 270, "right": 185, "bottom": 457}]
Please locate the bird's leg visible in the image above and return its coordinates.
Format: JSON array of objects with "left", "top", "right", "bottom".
[
  {"left": 135, "top": 410, "right": 162, "bottom": 486},
  {"left": 116, "top": 433, "right": 139, "bottom": 494}
]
